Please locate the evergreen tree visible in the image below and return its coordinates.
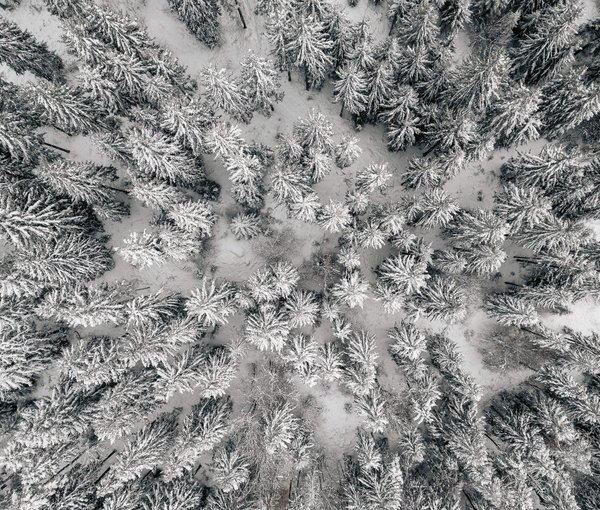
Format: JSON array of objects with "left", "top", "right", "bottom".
[
  {"left": 316, "top": 119, "right": 345, "bottom": 154},
  {"left": 0, "top": 19, "right": 64, "bottom": 82},
  {"left": 446, "top": 209, "right": 508, "bottom": 247},
  {"left": 402, "top": 156, "right": 445, "bottom": 189},
  {"left": 494, "top": 183, "right": 553, "bottom": 233},
  {"left": 117, "top": 230, "right": 167, "bottom": 269},
  {"left": 284, "top": 289, "right": 320, "bottom": 328},
  {"left": 230, "top": 212, "right": 262, "bottom": 240},
  {"left": 512, "top": 1, "right": 580, "bottom": 84},
  {"left": 125, "top": 126, "right": 200, "bottom": 185},
  {"left": 483, "top": 84, "right": 542, "bottom": 147},
  {"left": 77, "top": 65, "right": 125, "bottom": 115},
  {"left": 355, "top": 163, "right": 392, "bottom": 194},
  {"left": 159, "top": 98, "right": 216, "bottom": 156},
  {"left": 130, "top": 179, "right": 188, "bottom": 211},
  {"left": 406, "top": 275, "right": 468, "bottom": 323},
  {"left": 186, "top": 277, "right": 237, "bottom": 328},
  {"left": 318, "top": 200, "right": 352, "bottom": 233},
  {"left": 24, "top": 81, "right": 101, "bottom": 135},
  {"left": 239, "top": 51, "right": 284, "bottom": 116},
  {"left": 413, "top": 189, "right": 459, "bottom": 229},
  {"left": 200, "top": 65, "right": 252, "bottom": 123},
  {"left": 211, "top": 448, "right": 250, "bottom": 493},
  {"left": 293, "top": 109, "right": 334, "bottom": 154},
  {"left": 163, "top": 397, "right": 232, "bottom": 479},
  {"left": 0, "top": 191, "right": 85, "bottom": 248},
  {"left": 265, "top": 8, "right": 294, "bottom": 79},
  {"left": 440, "top": 0, "right": 471, "bottom": 39},
  {"left": 485, "top": 293, "right": 539, "bottom": 327},
  {"left": 377, "top": 254, "right": 430, "bottom": 295},
  {"left": 99, "top": 411, "right": 178, "bottom": 495},
  {"left": 245, "top": 305, "right": 291, "bottom": 352},
  {"left": 333, "top": 64, "right": 368, "bottom": 117},
  {"left": 447, "top": 48, "right": 509, "bottom": 111},
  {"left": 0, "top": 111, "right": 42, "bottom": 162},
  {"left": 540, "top": 70, "right": 600, "bottom": 138},
  {"left": 166, "top": 200, "right": 215, "bottom": 238},
  {"left": 262, "top": 402, "right": 297, "bottom": 455},
  {"left": 287, "top": 14, "right": 334, "bottom": 90},
  {"left": 331, "top": 271, "right": 370, "bottom": 308},
  {"left": 395, "top": 0, "right": 440, "bottom": 49},
  {"left": 36, "top": 282, "right": 128, "bottom": 328},
  {"left": 32, "top": 158, "right": 125, "bottom": 220},
  {"left": 167, "top": 0, "right": 221, "bottom": 48},
  {"left": 9, "top": 233, "right": 112, "bottom": 288}
]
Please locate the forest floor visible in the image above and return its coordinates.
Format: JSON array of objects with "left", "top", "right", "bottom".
[{"left": 4, "top": 0, "right": 600, "bottom": 473}]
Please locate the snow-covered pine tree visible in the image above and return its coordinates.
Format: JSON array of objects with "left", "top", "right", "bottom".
[
  {"left": 293, "top": 109, "right": 335, "bottom": 154},
  {"left": 333, "top": 63, "right": 368, "bottom": 117},
  {"left": 162, "top": 397, "right": 232, "bottom": 480},
  {"left": 331, "top": 271, "right": 370, "bottom": 308},
  {"left": 261, "top": 402, "right": 297, "bottom": 455},
  {"left": 482, "top": 84, "right": 541, "bottom": 147},
  {"left": 9, "top": 233, "right": 112, "bottom": 288},
  {"left": 245, "top": 305, "right": 291, "bottom": 352},
  {"left": 512, "top": 1, "right": 580, "bottom": 85},
  {"left": 334, "top": 136, "right": 361, "bottom": 169},
  {"left": 240, "top": 51, "right": 284, "bottom": 117},
  {"left": 130, "top": 179, "right": 188, "bottom": 211},
  {"left": 287, "top": 14, "right": 334, "bottom": 90},
  {"left": 230, "top": 212, "right": 262, "bottom": 240},
  {"left": 125, "top": 126, "right": 200, "bottom": 185},
  {"left": 117, "top": 230, "right": 167, "bottom": 269},
  {"left": 36, "top": 282, "right": 129, "bottom": 328},
  {"left": 377, "top": 254, "right": 430, "bottom": 295},
  {"left": 0, "top": 190, "right": 85, "bottom": 248},
  {"left": 540, "top": 70, "right": 600, "bottom": 138},
  {"left": 413, "top": 189, "right": 459, "bottom": 229},
  {"left": 200, "top": 65, "right": 252, "bottom": 123},
  {"left": 92, "top": 370, "right": 161, "bottom": 443},
  {"left": 0, "top": 19, "right": 64, "bottom": 82},
  {"left": 186, "top": 277, "right": 237, "bottom": 328},
  {"left": 406, "top": 275, "right": 468, "bottom": 323},
  {"left": 318, "top": 200, "right": 352, "bottom": 233},
  {"left": 167, "top": 0, "right": 221, "bottom": 48},
  {"left": 32, "top": 158, "right": 126, "bottom": 220},
  {"left": 166, "top": 200, "right": 215, "bottom": 238},
  {"left": 98, "top": 411, "right": 178, "bottom": 495},
  {"left": 23, "top": 80, "right": 102, "bottom": 135}
]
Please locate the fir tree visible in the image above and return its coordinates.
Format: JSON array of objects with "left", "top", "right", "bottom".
[
  {"left": 0, "top": 191, "right": 85, "bottom": 248},
  {"left": 186, "top": 277, "right": 237, "bottom": 328},
  {"left": 36, "top": 282, "right": 128, "bottom": 328},
  {"left": 413, "top": 189, "right": 459, "bottom": 229},
  {"left": 265, "top": 8, "right": 294, "bottom": 79},
  {"left": 446, "top": 209, "right": 509, "bottom": 247},
  {"left": 355, "top": 163, "right": 392, "bottom": 194},
  {"left": 407, "top": 276, "right": 468, "bottom": 323},
  {"left": 540, "top": 70, "right": 600, "bottom": 138},
  {"left": 10, "top": 233, "right": 112, "bottom": 288},
  {"left": 163, "top": 397, "right": 232, "bottom": 480},
  {"left": 167, "top": 0, "right": 221, "bottom": 48},
  {"left": 117, "top": 230, "right": 167, "bottom": 269},
  {"left": 402, "top": 156, "right": 445, "bottom": 189},
  {"left": 24, "top": 81, "right": 101, "bottom": 135},
  {"left": 333, "top": 64, "right": 368, "bottom": 117},
  {"left": 200, "top": 65, "right": 252, "bottom": 123},
  {"left": 494, "top": 183, "right": 553, "bottom": 233},
  {"left": 159, "top": 98, "right": 216, "bottom": 156},
  {"left": 230, "top": 212, "right": 262, "bottom": 240},
  {"left": 239, "top": 51, "right": 284, "bottom": 116},
  {"left": 331, "top": 271, "right": 370, "bottom": 308},
  {"left": 377, "top": 254, "right": 430, "bottom": 295},
  {"left": 245, "top": 305, "right": 291, "bottom": 352},
  {"left": 318, "top": 200, "right": 352, "bottom": 233},
  {"left": 513, "top": 215, "right": 587, "bottom": 254},
  {"left": 512, "top": 1, "right": 580, "bottom": 84},
  {"left": 211, "top": 448, "right": 250, "bottom": 493},
  {"left": 130, "top": 179, "right": 188, "bottom": 211},
  {"left": 166, "top": 200, "right": 215, "bottom": 237},
  {"left": 293, "top": 109, "right": 334, "bottom": 154},
  {"left": 483, "top": 84, "right": 542, "bottom": 147},
  {"left": 99, "top": 411, "right": 178, "bottom": 495},
  {"left": 287, "top": 14, "right": 334, "bottom": 90},
  {"left": 33, "top": 158, "right": 125, "bottom": 220},
  {"left": 334, "top": 136, "right": 362, "bottom": 169},
  {"left": 284, "top": 289, "right": 320, "bottom": 328},
  {"left": 0, "top": 19, "right": 64, "bottom": 82},
  {"left": 262, "top": 402, "right": 297, "bottom": 455},
  {"left": 485, "top": 293, "right": 539, "bottom": 327}
]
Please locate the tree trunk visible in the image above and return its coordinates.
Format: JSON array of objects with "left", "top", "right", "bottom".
[
  {"left": 287, "top": 68, "right": 292, "bottom": 82},
  {"left": 105, "top": 185, "right": 128, "bottom": 194},
  {"left": 504, "top": 281, "right": 522, "bottom": 287},
  {"left": 100, "top": 449, "right": 117, "bottom": 465},
  {"left": 304, "top": 68, "right": 310, "bottom": 91},
  {"left": 94, "top": 467, "right": 110, "bottom": 484},
  {"left": 194, "top": 463, "right": 203, "bottom": 476},
  {"left": 520, "top": 326, "right": 547, "bottom": 340},
  {"left": 423, "top": 142, "right": 438, "bottom": 157},
  {"left": 389, "top": 15, "right": 397, "bottom": 36},
  {"left": 43, "top": 141, "right": 70, "bottom": 153},
  {"left": 235, "top": 1, "right": 247, "bottom": 29},
  {"left": 52, "top": 125, "right": 72, "bottom": 136},
  {"left": 339, "top": 103, "right": 344, "bottom": 117}
]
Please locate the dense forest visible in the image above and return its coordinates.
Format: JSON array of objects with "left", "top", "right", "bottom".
[{"left": 1, "top": 0, "right": 600, "bottom": 508}]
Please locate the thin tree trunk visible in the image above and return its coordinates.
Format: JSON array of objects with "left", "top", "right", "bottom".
[
  {"left": 100, "top": 449, "right": 117, "bottom": 465},
  {"left": 52, "top": 125, "right": 72, "bottom": 136},
  {"left": 339, "top": 103, "right": 344, "bottom": 117},
  {"left": 105, "top": 185, "right": 128, "bottom": 194},
  {"left": 94, "top": 467, "right": 110, "bottom": 484},
  {"left": 43, "top": 141, "right": 70, "bottom": 153},
  {"left": 304, "top": 67, "right": 310, "bottom": 91},
  {"left": 463, "top": 491, "right": 477, "bottom": 510},
  {"left": 423, "top": 142, "right": 438, "bottom": 157},
  {"left": 521, "top": 326, "right": 547, "bottom": 340},
  {"left": 194, "top": 463, "right": 203, "bottom": 476},
  {"left": 484, "top": 432, "right": 501, "bottom": 449},
  {"left": 504, "top": 281, "right": 522, "bottom": 287},
  {"left": 236, "top": 3, "right": 247, "bottom": 29},
  {"left": 45, "top": 450, "right": 85, "bottom": 484}
]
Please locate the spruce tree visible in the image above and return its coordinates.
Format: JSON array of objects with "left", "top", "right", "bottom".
[
  {"left": 0, "top": 19, "right": 64, "bottom": 82},
  {"left": 239, "top": 51, "right": 284, "bottom": 117},
  {"left": 200, "top": 65, "right": 252, "bottom": 123},
  {"left": 167, "top": 0, "right": 221, "bottom": 47},
  {"left": 333, "top": 64, "right": 368, "bottom": 117}
]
